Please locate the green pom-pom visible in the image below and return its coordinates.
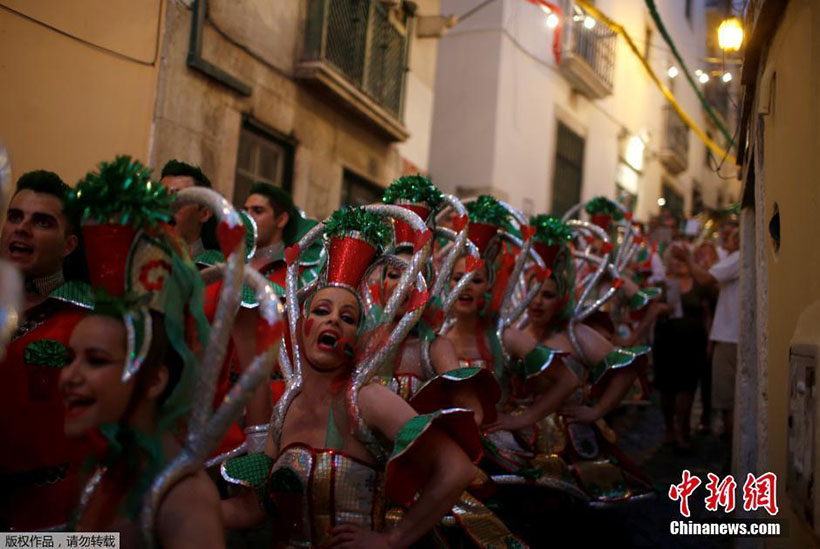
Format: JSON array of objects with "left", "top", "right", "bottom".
[
  {"left": 529, "top": 214, "right": 572, "bottom": 245},
  {"left": 382, "top": 174, "right": 444, "bottom": 208},
  {"left": 71, "top": 155, "right": 172, "bottom": 228},
  {"left": 466, "top": 195, "right": 511, "bottom": 228},
  {"left": 324, "top": 207, "right": 392, "bottom": 249},
  {"left": 584, "top": 196, "right": 624, "bottom": 220}
]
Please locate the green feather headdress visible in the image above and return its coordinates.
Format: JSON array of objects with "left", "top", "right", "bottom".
[{"left": 382, "top": 175, "right": 444, "bottom": 209}]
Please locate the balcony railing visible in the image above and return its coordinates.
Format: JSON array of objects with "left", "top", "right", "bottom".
[
  {"left": 559, "top": 6, "right": 616, "bottom": 99},
  {"left": 659, "top": 105, "right": 689, "bottom": 174},
  {"left": 298, "top": 0, "right": 410, "bottom": 141}
]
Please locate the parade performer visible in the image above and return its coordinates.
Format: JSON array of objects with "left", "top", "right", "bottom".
[
  {"left": 160, "top": 160, "right": 271, "bottom": 461},
  {"left": 523, "top": 214, "right": 653, "bottom": 504},
  {"left": 375, "top": 176, "right": 500, "bottom": 426},
  {"left": 61, "top": 156, "right": 279, "bottom": 546},
  {"left": 221, "top": 205, "right": 481, "bottom": 547},
  {"left": 0, "top": 170, "right": 91, "bottom": 530},
  {"left": 441, "top": 197, "right": 578, "bottom": 439},
  {"left": 243, "top": 182, "right": 321, "bottom": 292},
  {"left": 377, "top": 177, "right": 524, "bottom": 548}
]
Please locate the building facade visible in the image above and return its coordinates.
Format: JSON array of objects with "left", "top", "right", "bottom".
[
  {"left": 1, "top": 0, "right": 446, "bottom": 220},
  {"left": 150, "top": 0, "right": 444, "bottom": 219},
  {"left": 737, "top": 0, "right": 820, "bottom": 546},
  {"left": 0, "top": 0, "right": 164, "bottom": 184},
  {"left": 429, "top": 0, "right": 739, "bottom": 221}
]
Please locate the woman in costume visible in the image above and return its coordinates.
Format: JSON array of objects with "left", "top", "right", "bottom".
[
  {"left": 221, "top": 206, "right": 480, "bottom": 547},
  {"left": 375, "top": 176, "right": 500, "bottom": 427},
  {"left": 441, "top": 197, "right": 578, "bottom": 442},
  {"left": 522, "top": 214, "right": 653, "bottom": 504},
  {"left": 61, "top": 157, "right": 279, "bottom": 546}
]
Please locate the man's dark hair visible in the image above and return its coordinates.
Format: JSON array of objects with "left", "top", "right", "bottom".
[
  {"left": 13, "top": 170, "right": 87, "bottom": 282},
  {"left": 160, "top": 159, "right": 211, "bottom": 188},
  {"left": 248, "top": 182, "right": 294, "bottom": 218},
  {"left": 15, "top": 170, "right": 76, "bottom": 231}
]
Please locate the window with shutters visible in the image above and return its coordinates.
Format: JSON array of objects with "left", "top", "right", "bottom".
[
  {"left": 551, "top": 121, "right": 585, "bottom": 218},
  {"left": 233, "top": 122, "right": 294, "bottom": 207}
]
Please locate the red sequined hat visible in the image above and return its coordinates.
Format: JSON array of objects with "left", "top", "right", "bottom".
[{"left": 322, "top": 208, "right": 391, "bottom": 292}]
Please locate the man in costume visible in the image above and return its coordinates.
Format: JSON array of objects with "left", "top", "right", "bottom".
[
  {"left": 0, "top": 171, "right": 90, "bottom": 529},
  {"left": 242, "top": 182, "right": 320, "bottom": 291},
  {"left": 159, "top": 159, "right": 216, "bottom": 262}
]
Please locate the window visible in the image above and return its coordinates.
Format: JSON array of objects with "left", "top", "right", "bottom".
[
  {"left": 615, "top": 161, "right": 639, "bottom": 212},
  {"left": 662, "top": 182, "right": 684, "bottom": 219},
  {"left": 341, "top": 170, "right": 383, "bottom": 207},
  {"left": 551, "top": 121, "right": 585, "bottom": 218},
  {"left": 685, "top": 0, "right": 693, "bottom": 22},
  {"left": 233, "top": 122, "right": 294, "bottom": 207},
  {"left": 692, "top": 182, "right": 704, "bottom": 215}
]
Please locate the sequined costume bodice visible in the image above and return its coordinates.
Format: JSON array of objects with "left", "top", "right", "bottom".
[
  {"left": 268, "top": 444, "right": 386, "bottom": 547},
  {"left": 391, "top": 373, "right": 425, "bottom": 401}
]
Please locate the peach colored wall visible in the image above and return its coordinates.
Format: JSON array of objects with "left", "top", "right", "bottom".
[{"left": 0, "top": 0, "right": 164, "bottom": 185}]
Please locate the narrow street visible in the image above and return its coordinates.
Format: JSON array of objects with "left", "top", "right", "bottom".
[{"left": 493, "top": 395, "right": 732, "bottom": 548}]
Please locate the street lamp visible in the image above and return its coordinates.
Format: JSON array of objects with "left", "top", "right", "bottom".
[
  {"left": 718, "top": 17, "right": 743, "bottom": 51},
  {"left": 722, "top": 72, "right": 733, "bottom": 83}
]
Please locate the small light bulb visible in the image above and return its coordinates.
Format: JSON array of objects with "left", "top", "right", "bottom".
[
  {"left": 583, "top": 16, "right": 596, "bottom": 29},
  {"left": 658, "top": 197, "right": 667, "bottom": 207},
  {"left": 667, "top": 66, "right": 679, "bottom": 78},
  {"left": 547, "top": 13, "right": 559, "bottom": 28},
  {"left": 722, "top": 72, "right": 733, "bottom": 83},
  {"left": 695, "top": 69, "right": 703, "bottom": 76},
  {"left": 698, "top": 72, "right": 710, "bottom": 84}
]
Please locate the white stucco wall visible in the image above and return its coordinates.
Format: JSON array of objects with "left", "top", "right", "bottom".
[{"left": 430, "top": 0, "right": 735, "bottom": 221}]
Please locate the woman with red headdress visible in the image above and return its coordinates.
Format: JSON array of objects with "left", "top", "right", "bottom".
[
  {"left": 59, "top": 157, "right": 231, "bottom": 547},
  {"left": 441, "top": 197, "right": 579, "bottom": 473},
  {"left": 221, "top": 206, "right": 480, "bottom": 547},
  {"left": 521, "top": 214, "right": 654, "bottom": 505}
]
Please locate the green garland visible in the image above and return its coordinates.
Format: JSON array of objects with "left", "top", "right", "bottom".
[
  {"left": 529, "top": 214, "right": 572, "bottom": 245},
  {"left": 324, "top": 207, "right": 392, "bottom": 249},
  {"left": 466, "top": 195, "right": 511, "bottom": 228},
  {"left": 71, "top": 155, "right": 172, "bottom": 228},
  {"left": 584, "top": 196, "right": 624, "bottom": 220},
  {"left": 382, "top": 174, "right": 444, "bottom": 208}
]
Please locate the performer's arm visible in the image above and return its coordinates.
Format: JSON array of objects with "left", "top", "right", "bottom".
[
  {"left": 232, "top": 308, "right": 273, "bottom": 426},
  {"left": 331, "top": 384, "right": 474, "bottom": 548},
  {"left": 158, "top": 472, "right": 226, "bottom": 549}
]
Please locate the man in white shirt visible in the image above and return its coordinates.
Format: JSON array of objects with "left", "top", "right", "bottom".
[{"left": 673, "top": 222, "right": 740, "bottom": 439}]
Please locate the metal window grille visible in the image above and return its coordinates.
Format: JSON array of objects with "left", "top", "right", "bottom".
[
  {"left": 662, "top": 104, "right": 690, "bottom": 164},
  {"left": 551, "top": 122, "right": 585, "bottom": 218},
  {"left": 304, "top": 0, "right": 409, "bottom": 119},
  {"left": 569, "top": 10, "right": 617, "bottom": 89},
  {"left": 662, "top": 182, "right": 684, "bottom": 219}
]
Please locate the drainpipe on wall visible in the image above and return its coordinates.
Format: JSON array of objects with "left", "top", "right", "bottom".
[{"left": 187, "top": 0, "right": 252, "bottom": 96}]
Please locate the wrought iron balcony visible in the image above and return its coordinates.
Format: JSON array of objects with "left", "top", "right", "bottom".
[
  {"left": 559, "top": 5, "right": 616, "bottom": 99},
  {"left": 659, "top": 104, "right": 689, "bottom": 174},
  {"left": 297, "top": 0, "right": 411, "bottom": 141}
]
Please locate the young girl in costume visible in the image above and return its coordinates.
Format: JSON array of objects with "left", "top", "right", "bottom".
[{"left": 221, "top": 206, "right": 480, "bottom": 547}]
